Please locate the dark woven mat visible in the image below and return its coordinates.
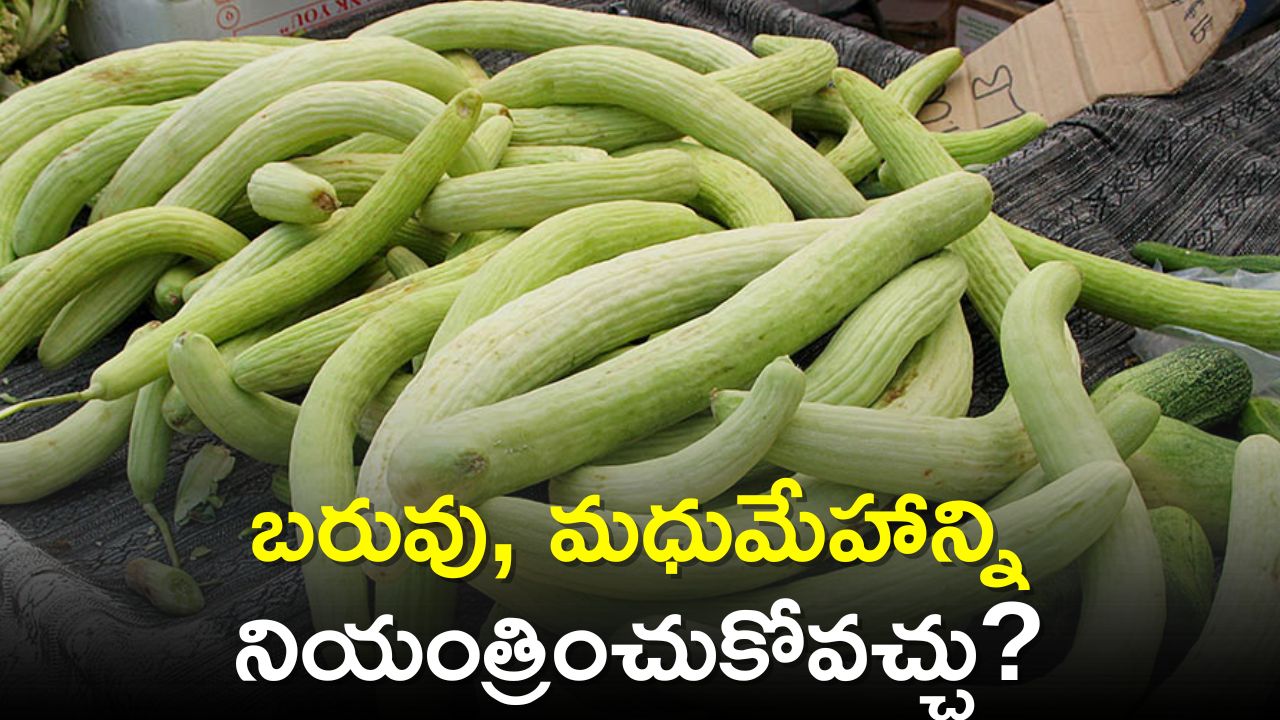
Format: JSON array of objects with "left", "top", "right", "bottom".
[{"left": 3, "top": 0, "right": 1279, "bottom": 707}]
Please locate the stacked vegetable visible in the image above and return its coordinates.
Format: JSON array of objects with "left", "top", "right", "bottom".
[{"left": 0, "top": 1, "right": 1277, "bottom": 704}]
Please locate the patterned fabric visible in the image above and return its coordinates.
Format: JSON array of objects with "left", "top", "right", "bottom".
[{"left": 3, "top": 0, "right": 1279, "bottom": 702}]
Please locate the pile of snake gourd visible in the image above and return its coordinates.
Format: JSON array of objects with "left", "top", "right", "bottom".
[{"left": 0, "top": 1, "right": 1276, "bottom": 704}]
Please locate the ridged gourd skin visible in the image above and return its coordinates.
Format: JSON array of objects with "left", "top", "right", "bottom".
[
  {"left": 354, "top": 0, "right": 756, "bottom": 73},
  {"left": 14, "top": 99, "right": 187, "bottom": 258},
  {"left": 1127, "top": 416, "right": 1238, "bottom": 551},
  {"left": 835, "top": 68, "right": 1030, "bottom": 335},
  {"left": 1090, "top": 344, "right": 1252, "bottom": 429},
  {"left": 0, "top": 324, "right": 157, "bottom": 505},
  {"left": 1000, "top": 262, "right": 1166, "bottom": 690},
  {"left": 549, "top": 357, "right": 806, "bottom": 512},
  {"left": 481, "top": 45, "right": 863, "bottom": 219},
  {"left": 0, "top": 106, "right": 136, "bottom": 265},
  {"left": 92, "top": 38, "right": 469, "bottom": 219},
  {"left": 81, "top": 90, "right": 485, "bottom": 403},
  {"left": 998, "top": 216, "right": 1280, "bottom": 351},
  {"left": 506, "top": 40, "right": 838, "bottom": 151},
  {"left": 364, "top": 171, "right": 991, "bottom": 513},
  {"left": 1151, "top": 435, "right": 1280, "bottom": 708},
  {"left": 0, "top": 40, "right": 284, "bottom": 164},
  {"left": 0, "top": 208, "right": 249, "bottom": 372},
  {"left": 229, "top": 234, "right": 520, "bottom": 394}
]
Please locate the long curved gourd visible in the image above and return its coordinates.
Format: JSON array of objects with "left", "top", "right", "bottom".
[
  {"left": 986, "top": 392, "right": 1163, "bottom": 509},
  {"left": 614, "top": 142, "right": 793, "bottom": 228},
  {"left": 93, "top": 38, "right": 468, "bottom": 218},
  {"left": 480, "top": 45, "right": 863, "bottom": 218},
  {"left": 155, "top": 80, "right": 488, "bottom": 221},
  {"left": 550, "top": 358, "right": 805, "bottom": 512},
  {"left": 804, "top": 252, "right": 967, "bottom": 405},
  {"left": 0, "top": 40, "right": 284, "bottom": 164},
  {"left": 37, "top": 264, "right": 175, "bottom": 371},
  {"left": 821, "top": 48, "right": 964, "bottom": 183},
  {"left": 229, "top": 235, "right": 518, "bottom": 394},
  {"left": 20, "top": 91, "right": 481, "bottom": 413},
  {"left": 429, "top": 201, "right": 718, "bottom": 356},
  {"left": 996, "top": 216, "right": 1280, "bottom": 351},
  {"left": 589, "top": 250, "right": 968, "bottom": 472},
  {"left": 1152, "top": 435, "right": 1280, "bottom": 709},
  {"left": 0, "top": 208, "right": 248, "bottom": 372},
  {"left": 506, "top": 40, "right": 838, "bottom": 151},
  {"left": 416, "top": 150, "right": 700, "bottom": 232},
  {"left": 354, "top": 0, "right": 755, "bottom": 73},
  {"left": 1000, "top": 262, "right": 1165, "bottom": 692},
  {"left": 0, "top": 324, "right": 155, "bottom": 503},
  {"left": 13, "top": 100, "right": 187, "bottom": 257},
  {"left": 0, "top": 106, "right": 136, "bottom": 265},
  {"left": 714, "top": 393, "right": 1033, "bottom": 500},
  {"left": 871, "top": 303, "right": 973, "bottom": 417},
  {"left": 834, "top": 68, "right": 1028, "bottom": 334},
  {"left": 367, "top": 172, "right": 990, "bottom": 512},
  {"left": 359, "top": 218, "right": 848, "bottom": 516},
  {"left": 879, "top": 112, "right": 1049, "bottom": 190}
]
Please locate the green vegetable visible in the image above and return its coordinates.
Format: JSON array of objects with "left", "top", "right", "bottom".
[
  {"left": 127, "top": 373, "right": 181, "bottom": 567},
  {"left": 1132, "top": 242, "right": 1280, "bottom": 274},
  {"left": 366, "top": 171, "right": 990, "bottom": 511},
  {"left": 997, "top": 216, "right": 1280, "bottom": 351},
  {"left": 1153, "top": 435, "right": 1280, "bottom": 708},
  {"left": 417, "top": 150, "right": 701, "bottom": 232},
  {"left": 550, "top": 357, "right": 805, "bottom": 512},
  {"left": 125, "top": 557, "right": 205, "bottom": 617},
  {"left": 1091, "top": 344, "right": 1251, "bottom": 428},
  {"left": 384, "top": 247, "right": 429, "bottom": 279},
  {"left": 505, "top": 39, "right": 838, "bottom": 152},
  {"left": 64, "top": 90, "right": 482, "bottom": 406},
  {"left": 1127, "top": 416, "right": 1237, "bottom": 551},
  {"left": 0, "top": 105, "right": 134, "bottom": 265},
  {"left": 1238, "top": 396, "right": 1280, "bottom": 441},
  {"left": 230, "top": 232, "right": 517, "bottom": 394},
  {"left": 247, "top": 162, "right": 340, "bottom": 225},
  {"left": 481, "top": 45, "right": 862, "bottom": 218},
  {"left": 804, "top": 252, "right": 967, "bottom": 405},
  {"left": 879, "top": 112, "right": 1049, "bottom": 191},
  {"left": 1000, "top": 262, "right": 1165, "bottom": 690},
  {"left": 0, "top": 208, "right": 248, "bottom": 375},
  {"left": 1148, "top": 506, "right": 1215, "bottom": 667},
  {"left": 92, "top": 38, "right": 467, "bottom": 219},
  {"left": 499, "top": 145, "right": 608, "bottom": 167},
  {"left": 429, "top": 201, "right": 718, "bottom": 359},
  {"left": 13, "top": 99, "right": 187, "bottom": 257},
  {"left": 355, "top": 0, "right": 755, "bottom": 73},
  {"left": 985, "top": 392, "right": 1163, "bottom": 510},
  {"left": 1, "top": 2, "right": 69, "bottom": 69},
  {"left": 872, "top": 303, "right": 973, "bottom": 417},
  {"left": 0, "top": 40, "right": 284, "bottom": 165},
  {"left": 824, "top": 48, "right": 963, "bottom": 184},
  {"left": 834, "top": 68, "right": 1029, "bottom": 335},
  {"left": 151, "top": 261, "right": 203, "bottom": 320},
  {"left": 0, "top": 324, "right": 152, "bottom": 504}
]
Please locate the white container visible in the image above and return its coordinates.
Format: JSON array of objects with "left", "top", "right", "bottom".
[{"left": 67, "top": 0, "right": 401, "bottom": 58}]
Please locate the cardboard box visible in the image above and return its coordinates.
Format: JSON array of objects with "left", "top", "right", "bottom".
[{"left": 921, "top": 0, "right": 1246, "bottom": 132}]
